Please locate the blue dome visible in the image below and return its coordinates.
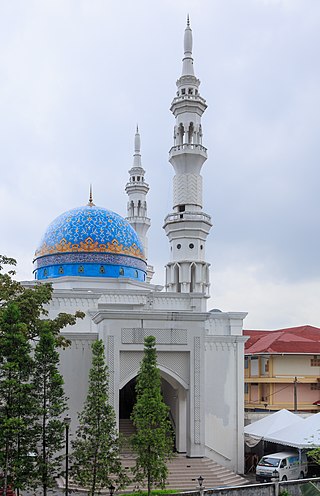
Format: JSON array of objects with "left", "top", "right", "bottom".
[{"left": 34, "top": 205, "right": 146, "bottom": 281}]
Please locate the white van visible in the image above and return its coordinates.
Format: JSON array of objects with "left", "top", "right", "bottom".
[{"left": 256, "top": 451, "right": 308, "bottom": 482}]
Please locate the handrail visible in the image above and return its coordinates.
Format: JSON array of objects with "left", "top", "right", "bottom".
[{"left": 205, "top": 444, "right": 231, "bottom": 462}]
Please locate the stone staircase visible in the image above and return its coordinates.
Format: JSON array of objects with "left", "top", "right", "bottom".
[{"left": 119, "top": 419, "right": 247, "bottom": 491}]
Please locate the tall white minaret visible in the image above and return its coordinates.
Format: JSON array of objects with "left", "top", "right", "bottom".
[
  {"left": 163, "top": 17, "right": 212, "bottom": 294},
  {"left": 125, "top": 127, "right": 154, "bottom": 282}
]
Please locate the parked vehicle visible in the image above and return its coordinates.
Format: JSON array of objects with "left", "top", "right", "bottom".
[{"left": 256, "top": 451, "right": 308, "bottom": 482}]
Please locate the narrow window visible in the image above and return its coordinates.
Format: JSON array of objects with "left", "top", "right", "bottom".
[
  {"left": 58, "top": 266, "right": 64, "bottom": 274},
  {"left": 99, "top": 265, "right": 105, "bottom": 274},
  {"left": 119, "top": 267, "right": 124, "bottom": 275},
  {"left": 78, "top": 265, "right": 84, "bottom": 273}
]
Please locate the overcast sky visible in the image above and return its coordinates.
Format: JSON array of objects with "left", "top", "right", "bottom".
[{"left": 1, "top": 0, "right": 319, "bottom": 330}]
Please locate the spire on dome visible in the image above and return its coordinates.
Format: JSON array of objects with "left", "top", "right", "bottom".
[
  {"left": 87, "top": 184, "right": 95, "bottom": 207},
  {"left": 182, "top": 14, "right": 194, "bottom": 76}
]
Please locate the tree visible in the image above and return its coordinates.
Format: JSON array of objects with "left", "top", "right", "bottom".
[
  {"left": 308, "top": 447, "right": 320, "bottom": 466},
  {"left": 0, "top": 302, "right": 35, "bottom": 495},
  {"left": 0, "top": 256, "right": 84, "bottom": 493},
  {"left": 71, "top": 339, "right": 128, "bottom": 496},
  {"left": 131, "top": 335, "right": 174, "bottom": 496},
  {"left": 31, "top": 322, "right": 68, "bottom": 496}
]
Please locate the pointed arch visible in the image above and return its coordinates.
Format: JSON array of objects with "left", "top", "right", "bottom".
[
  {"left": 178, "top": 123, "right": 184, "bottom": 145},
  {"left": 190, "top": 262, "right": 196, "bottom": 293},
  {"left": 173, "top": 262, "right": 181, "bottom": 293},
  {"left": 188, "top": 122, "right": 194, "bottom": 144}
]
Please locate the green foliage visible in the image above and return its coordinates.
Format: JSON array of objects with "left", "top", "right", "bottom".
[
  {"left": 0, "top": 256, "right": 84, "bottom": 493},
  {"left": 300, "top": 481, "right": 320, "bottom": 495},
  {"left": 308, "top": 448, "right": 320, "bottom": 467},
  {"left": 31, "top": 323, "right": 68, "bottom": 495},
  {"left": 71, "top": 339, "right": 128, "bottom": 496},
  {"left": 131, "top": 336, "right": 174, "bottom": 496},
  {"left": 0, "top": 302, "right": 35, "bottom": 493}
]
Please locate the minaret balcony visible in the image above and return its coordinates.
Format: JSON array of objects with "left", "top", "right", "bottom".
[
  {"left": 164, "top": 211, "right": 212, "bottom": 225},
  {"left": 169, "top": 143, "right": 207, "bottom": 158},
  {"left": 170, "top": 95, "right": 207, "bottom": 115},
  {"left": 171, "top": 93, "right": 206, "bottom": 104}
]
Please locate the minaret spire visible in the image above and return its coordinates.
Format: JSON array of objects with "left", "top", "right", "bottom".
[
  {"left": 163, "top": 20, "right": 212, "bottom": 295},
  {"left": 125, "top": 127, "right": 154, "bottom": 282},
  {"left": 182, "top": 15, "right": 194, "bottom": 76}
]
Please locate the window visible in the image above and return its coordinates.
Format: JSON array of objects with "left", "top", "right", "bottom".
[
  {"left": 188, "top": 88, "right": 193, "bottom": 94},
  {"left": 99, "top": 265, "right": 105, "bottom": 274},
  {"left": 177, "top": 244, "right": 181, "bottom": 249},
  {"left": 43, "top": 268, "right": 48, "bottom": 276},
  {"left": 311, "top": 383, "right": 320, "bottom": 390},
  {"left": 78, "top": 265, "right": 84, "bottom": 273},
  {"left": 135, "top": 270, "right": 138, "bottom": 278},
  {"left": 189, "top": 243, "right": 194, "bottom": 249},
  {"left": 244, "top": 357, "right": 249, "bottom": 369},
  {"left": 179, "top": 205, "right": 185, "bottom": 212},
  {"left": 58, "top": 266, "right": 64, "bottom": 274},
  {"left": 181, "top": 88, "right": 186, "bottom": 95},
  {"left": 119, "top": 267, "right": 124, "bottom": 275},
  {"left": 244, "top": 383, "right": 249, "bottom": 394},
  {"left": 311, "top": 356, "right": 320, "bottom": 366}
]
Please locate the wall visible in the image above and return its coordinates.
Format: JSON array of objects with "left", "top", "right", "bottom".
[
  {"left": 164, "top": 478, "right": 320, "bottom": 496},
  {"left": 273, "top": 355, "right": 320, "bottom": 377},
  {"left": 59, "top": 333, "right": 97, "bottom": 432},
  {"left": 204, "top": 312, "right": 247, "bottom": 474}
]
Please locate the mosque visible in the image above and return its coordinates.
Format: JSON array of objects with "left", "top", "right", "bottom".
[{"left": 30, "top": 19, "right": 247, "bottom": 474}]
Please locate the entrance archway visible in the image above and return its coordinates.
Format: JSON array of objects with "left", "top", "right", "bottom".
[{"left": 119, "top": 372, "right": 187, "bottom": 453}]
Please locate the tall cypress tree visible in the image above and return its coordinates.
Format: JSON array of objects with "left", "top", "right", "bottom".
[
  {"left": 31, "top": 322, "right": 68, "bottom": 496},
  {"left": 0, "top": 303, "right": 35, "bottom": 495},
  {"left": 131, "top": 335, "right": 174, "bottom": 496},
  {"left": 71, "top": 339, "right": 128, "bottom": 496},
  {"left": 0, "top": 255, "right": 84, "bottom": 493}
]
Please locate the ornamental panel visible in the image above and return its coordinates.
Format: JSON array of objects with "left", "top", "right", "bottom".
[
  {"left": 120, "top": 351, "right": 189, "bottom": 386},
  {"left": 121, "top": 328, "right": 188, "bottom": 345}
]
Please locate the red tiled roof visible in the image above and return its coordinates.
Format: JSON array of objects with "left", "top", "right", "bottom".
[{"left": 244, "top": 325, "right": 320, "bottom": 354}]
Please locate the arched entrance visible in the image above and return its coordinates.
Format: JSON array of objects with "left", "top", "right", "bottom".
[{"left": 119, "top": 371, "right": 187, "bottom": 453}]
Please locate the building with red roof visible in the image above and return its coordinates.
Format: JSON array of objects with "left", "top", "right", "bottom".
[{"left": 244, "top": 325, "right": 320, "bottom": 412}]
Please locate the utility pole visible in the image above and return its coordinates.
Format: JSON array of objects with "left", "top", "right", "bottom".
[{"left": 294, "top": 376, "right": 298, "bottom": 413}]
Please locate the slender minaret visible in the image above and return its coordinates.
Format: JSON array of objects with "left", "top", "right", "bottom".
[
  {"left": 163, "top": 17, "right": 212, "bottom": 294},
  {"left": 125, "top": 127, "right": 154, "bottom": 282}
]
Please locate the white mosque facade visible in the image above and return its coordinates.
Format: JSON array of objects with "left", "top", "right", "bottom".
[{"left": 30, "top": 20, "right": 247, "bottom": 474}]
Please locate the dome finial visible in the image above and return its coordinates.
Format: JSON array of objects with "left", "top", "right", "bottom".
[
  {"left": 187, "top": 13, "right": 190, "bottom": 27},
  {"left": 88, "top": 184, "right": 95, "bottom": 207}
]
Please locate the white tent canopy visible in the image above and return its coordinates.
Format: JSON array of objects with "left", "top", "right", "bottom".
[
  {"left": 264, "top": 412, "right": 320, "bottom": 449},
  {"left": 244, "top": 409, "right": 303, "bottom": 448}
]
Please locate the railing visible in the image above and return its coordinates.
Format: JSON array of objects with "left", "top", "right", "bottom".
[
  {"left": 171, "top": 94, "right": 207, "bottom": 105},
  {"left": 164, "top": 212, "right": 212, "bottom": 224},
  {"left": 170, "top": 143, "right": 207, "bottom": 154},
  {"left": 205, "top": 444, "right": 231, "bottom": 462}
]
